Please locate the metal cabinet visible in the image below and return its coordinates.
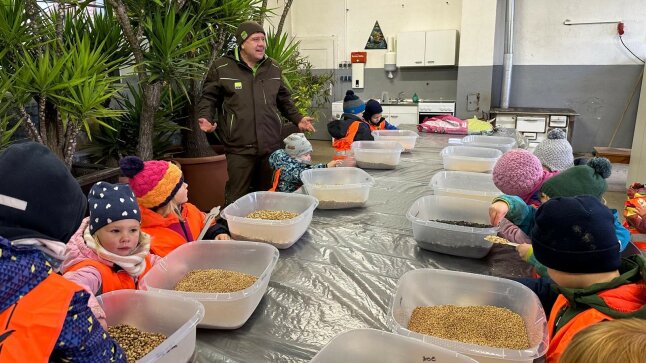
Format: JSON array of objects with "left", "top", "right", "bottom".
[{"left": 490, "top": 108, "right": 579, "bottom": 150}]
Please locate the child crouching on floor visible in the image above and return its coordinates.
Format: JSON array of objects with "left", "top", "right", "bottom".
[
  {"left": 269, "top": 133, "right": 340, "bottom": 193},
  {"left": 120, "top": 156, "right": 230, "bottom": 257},
  {"left": 525, "top": 196, "right": 646, "bottom": 363}
]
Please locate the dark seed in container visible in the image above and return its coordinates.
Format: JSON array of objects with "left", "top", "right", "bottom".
[
  {"left": 108, "top": 324, "right": 166, "bottom": 362},
  {"left": 407, "top": 305, "right": 530, "bottom": 350},
  {"left": 430, "top": 219, "right": 493, "bottom": 228}
]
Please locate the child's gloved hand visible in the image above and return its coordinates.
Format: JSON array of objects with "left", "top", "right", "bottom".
[
  {"left": 215, "top": 233, "right": 231, "bottom": 240},
  {"left": 327, "top": 160, "right": 341, "bottom": 168},
  {"left": 516, "top": 243, "right": 533, "bottom": 262},
  {"left": 489, "top": 201, "right": 509, "bottom": 226}
]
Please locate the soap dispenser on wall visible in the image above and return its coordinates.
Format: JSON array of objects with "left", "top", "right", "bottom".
[
  {"left": 351, "top": 52, "right": 366, "bottom": 89},
  {"left": 384, "top": 36, "right": 397, "bottom": 79}
]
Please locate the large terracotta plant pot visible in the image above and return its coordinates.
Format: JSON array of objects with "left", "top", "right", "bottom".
[{"left": 173, "top": 154, "right": 228, "bottom": 212}]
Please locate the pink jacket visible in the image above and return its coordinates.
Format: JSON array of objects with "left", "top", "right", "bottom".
[
  {"left": 518, "top": 169, "right": 559, "bottom": 207},
  {"left": 62, "top": 217, "right": 161, "bottom": 328}
]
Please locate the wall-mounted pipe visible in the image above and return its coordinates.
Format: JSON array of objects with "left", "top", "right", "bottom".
[{"left": 500, "top": 0, "right": 515, "bottom": 109}]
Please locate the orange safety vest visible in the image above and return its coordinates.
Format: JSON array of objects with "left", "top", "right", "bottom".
[
  {"left": 141, "top": 203, "right": 205, "bottom": 257},
  {"left": 546, "top": 295, "right": 614, "bottom": 363},
  {"left": 65, "top": 256, "right": 154, "bottom": 294},
  {"left": 0, "top": 274, "right": 82, "bottom": 363},
  {"left": 332, "top": 120, "right": 362, "bottom": 153},
  {"left": 268, "top": 168, "right": 282, "bottom": 192},
  {"left": 369, "top": 121, "right": 387, "bottom": 131}
]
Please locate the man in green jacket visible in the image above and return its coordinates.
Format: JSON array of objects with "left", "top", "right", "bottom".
[{"left": 197, "top": 21, "right": 315, "bottom": 205}]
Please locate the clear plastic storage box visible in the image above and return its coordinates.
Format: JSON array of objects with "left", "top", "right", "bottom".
[
  {"left": 440, "top": 146, "right": 502, "bottom": 173},
  {"left": 301, "top": 167, "right": 374, "bottom": 209},
  {"left": 406, "top": 195, "right": 497, "bottom": 258},
  {"left": 430, "top": 171, "right": 501, "bottom": 202},
  {"left": 388, "top": 269, "right": 548, "bottom": 363},
  {"left": 351, "top": 141, "right": 403, "bottom": 169},
  {"left": 139, "top": 240, "right": 279, "bottom": 329},
  {"left": 221, "top": 191, "right": 319, "bottom": 248},
  {"left": 450, "top": 135, "right": 517, "bottom": 153},
  {"left": 97, "top": 290, "right": 204, "bottom": 362},
  {"left": 310, "top": 329, "right": 477, "bottom": 363},
  {"left": 371, "top": 130, "right": 419, "bottom": 152}
]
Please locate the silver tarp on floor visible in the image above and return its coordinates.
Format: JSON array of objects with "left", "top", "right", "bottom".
[{"left": 194, "top": 131, "right": 532, "bottom": 363}]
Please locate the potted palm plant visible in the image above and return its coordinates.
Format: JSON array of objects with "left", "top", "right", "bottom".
[{"left": 0, "top": 0, "right": 126, "bottom": 194}]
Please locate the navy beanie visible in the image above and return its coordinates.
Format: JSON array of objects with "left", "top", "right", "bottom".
[
  {"left": 531, "top": 195, "right": 621, "bottom": 273},
  {"left": 0, "top": 142, "right": 86, "bottom": 242},
  {"left": 343, "top": 90, "right": 365, "bottom": 114},
  {"left": 88, "top": 182, "right": 141, "bottom": 234},
  {"left": 363, "top": 99, "right": 383, "bottom": 121}
]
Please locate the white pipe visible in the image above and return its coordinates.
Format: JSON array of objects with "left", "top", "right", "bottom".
[{"left": 501, "top": 0, "right": 515, "bottom": 109}]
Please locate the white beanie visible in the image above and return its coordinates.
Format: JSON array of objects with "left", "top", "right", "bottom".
[
  {"left": 284, "top": 133, "right": 312, "bottom": 157},
  {"left": 533, "top": 128, "right": 574, "bottom": 171}
]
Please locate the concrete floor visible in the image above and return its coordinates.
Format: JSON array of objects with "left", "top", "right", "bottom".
[{"left": 310, "top": 139, "right": 627, "bottom": 217}]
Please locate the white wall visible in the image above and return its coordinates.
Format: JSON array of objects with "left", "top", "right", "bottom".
[
  {"left": 458, "top": 0, "right": 498, "bottom": 66},
  {"left": 288, "top": 0, "right": 462, "bottom": 69},
  {"left": 513, "top": 0, "right": 646, "bottom": 65}
]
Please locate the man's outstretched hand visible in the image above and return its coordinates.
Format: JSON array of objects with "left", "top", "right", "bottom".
[{"left": 198, "top": 118, "right": 217, "bottom": 133}]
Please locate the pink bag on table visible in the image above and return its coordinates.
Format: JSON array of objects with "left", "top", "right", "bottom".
[{"left": 417, "top": 115, "right": 467, "bottom": 135}]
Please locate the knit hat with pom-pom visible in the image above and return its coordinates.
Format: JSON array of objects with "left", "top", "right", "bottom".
[
  {"left": 540, "top": 157, "right": 612, "bottom": 199},
  {"left": 343, "top": 90, "right": 365, "bottom": 114},
  {"left": 119, "top": 156, "right": 183, "bottom": 209},
  {"left": 493, "top": 149, "right": 545, "bottom": 199},
  {"left": 533, "top": 128, "right": 574, "bottom": 171}
]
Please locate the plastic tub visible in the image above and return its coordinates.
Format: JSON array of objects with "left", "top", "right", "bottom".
[
  {"left": 388, "top": 269, "right": 548, "bottom": 363},
  {"left": 310, "top": 329, "right": 477, "bottom": 363},
  {"left": 301, "top": 167, "right": 374, "bottom": 209},
  {"left": 371, "top": 130, "right": 419, "bottom": 152},
  {"left": 450, "top": 135, "right": 517, "bottom": 153},
  {"left": 406, "top": 195, "right": 497, "bottom": 258},
  {"left": 97, "top": 290, "right": 204, "bottom": 362},
  {"left": 441, "top": 146, "right": 502, "bottom": 173},
  {"left": 351, "top": 141, "right": 403, "bottom": 169},
  {"left": 430, "top": 171, "right": 501, "bottom": 202},
  {"left": 221, "top": 191, "right": 319, "bottom": 248},
  {"left": 139, "top": 240, "right": 279, "bottom": 329}
]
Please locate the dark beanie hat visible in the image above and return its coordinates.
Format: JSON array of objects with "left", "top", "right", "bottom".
[
  {"left": 363, "top": 99, "right": 384, "bottom": 121},
  {"left": 88, "top": 182, "right": 141, "bottom": 234},
  {"left": 343, "top": 90, "right": 365, "bottom": 114},
  {"left": 540, "top": 157, "right": 611, "bottom": 199},
  {"left": 235, "top": 21, "right": 266, "bottom": 47},
  {"left": 531, "top": 195, "right": 621, "bottom": 273},
  {"left": 0, "top": 142, "right": 86, "bottom": 242}
]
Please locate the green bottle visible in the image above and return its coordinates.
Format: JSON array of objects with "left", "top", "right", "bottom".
[{"left": 412, "top": 93, "right": 419, "bottom": 103}]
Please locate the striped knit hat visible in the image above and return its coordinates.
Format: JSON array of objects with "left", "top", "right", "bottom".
[
  {"left": 119, "top": 156, "right": 184, "bottom": 209},
  {"left": 343, "top": 90, "right": 365, "bottom": 114}
]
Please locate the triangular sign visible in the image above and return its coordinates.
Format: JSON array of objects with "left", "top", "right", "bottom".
[{"left": 365, "top": 21, "right": 387, "bottom": 49}]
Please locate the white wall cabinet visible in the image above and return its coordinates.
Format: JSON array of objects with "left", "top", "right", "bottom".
[{"left": 397, "top": 30, "right": 458, "bottom": 67}]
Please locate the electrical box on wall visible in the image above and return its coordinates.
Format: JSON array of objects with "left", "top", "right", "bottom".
[{"left": 351, "top": 51, "right": 366, "bottom": 89}]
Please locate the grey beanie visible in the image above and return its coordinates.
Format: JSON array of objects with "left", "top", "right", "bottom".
[
  {"left": 235, "top": 21, "right": 266, "bottom": 47},
  {"left": 88, "top": 182, "right": 141, "bottom": 234},
  {"left": 284, "top": 133, "right": 313, "bottom": 157},
  {"left": 533, "top": 128, "right": 574, "bottom": 171}
]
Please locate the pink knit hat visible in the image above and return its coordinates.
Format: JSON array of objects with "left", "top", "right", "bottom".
[
  {"left": 119, "top": 156, "right": 183, "bottom": 209},
  {"left": 493, "top": 149, "right": 544, "bottom": 197}
]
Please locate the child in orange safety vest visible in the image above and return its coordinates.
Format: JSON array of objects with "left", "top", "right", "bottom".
[
  {"left": 327, "top": 91, "right": 397, "bottom": 156},
  {"left": 0, "top": 142, "right": 125, "bottom": 362},
  {"left": 268, "top": 133, "right": 340, "bottom": 193},
  {"left": 61, "top": 181, "right": 161, "bottom": 327},
  {"left": 119, "top": 156, "right": 231, "bottom": 257},
  {"left": 527, "top": 195, "right": 646, "bottom": 363}
]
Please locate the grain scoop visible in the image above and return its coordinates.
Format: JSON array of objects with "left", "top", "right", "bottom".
[
  {"left": 484, "top": 235, "right": 518, "bottom": 247},
  {"left": 197, "top": 206, "right": 221, "bottom": 240}
]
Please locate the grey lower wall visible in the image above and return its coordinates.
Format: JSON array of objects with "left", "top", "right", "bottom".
[{"left": 500, "top": 65, "right": 642, "bottom": 152}]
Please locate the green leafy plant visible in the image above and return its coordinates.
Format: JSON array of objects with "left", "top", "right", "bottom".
[{"left": 0, "top": 0, "right": 125, "bottom": 168}]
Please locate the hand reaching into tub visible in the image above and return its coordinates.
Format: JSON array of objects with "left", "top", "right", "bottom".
[{"left": 489, "top": 201, "right": 509, "bottom": 226}]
